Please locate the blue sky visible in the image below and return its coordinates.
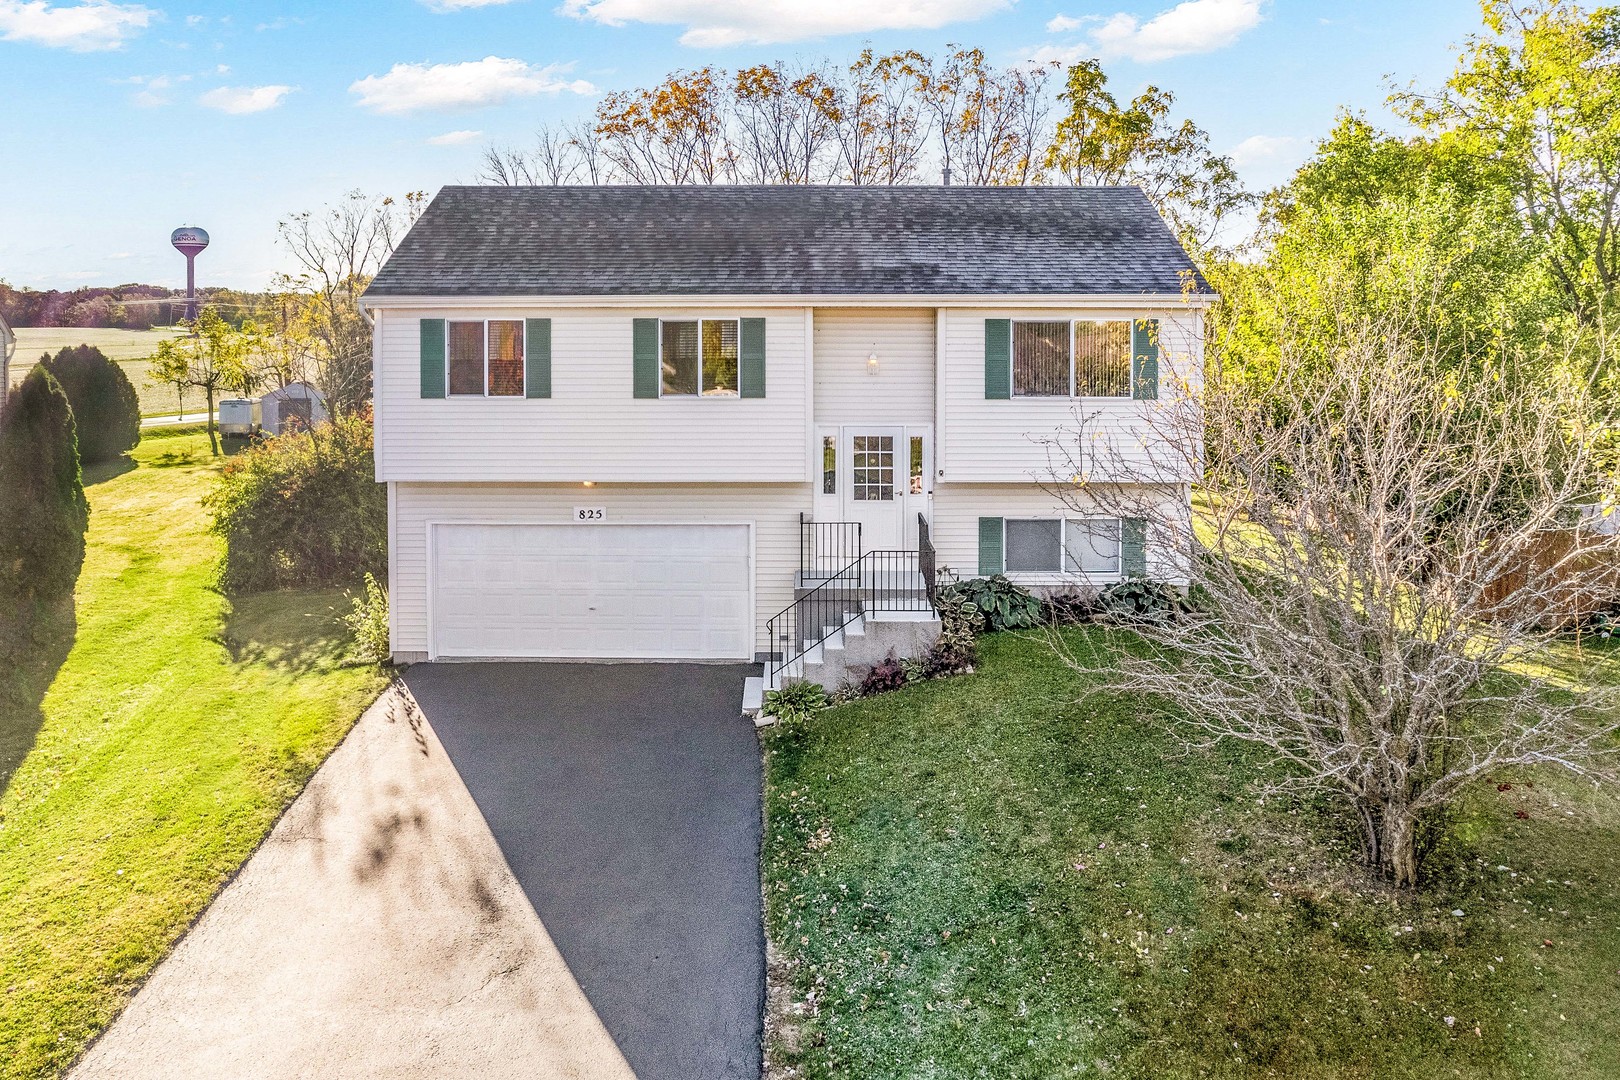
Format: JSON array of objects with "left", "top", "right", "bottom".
[{"left": 0, "top": 0, "right": 1485, "bottom": 291}]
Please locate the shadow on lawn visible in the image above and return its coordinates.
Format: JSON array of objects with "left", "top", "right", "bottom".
[
  {"left": 219, "top": 587, "right": 358, "bottom": 674},
  {"left": 81, "top": 455, "right": 136, "bottom": 486},
  {"left": 0, "top": 597, "right": 77, "bottom": 796}
]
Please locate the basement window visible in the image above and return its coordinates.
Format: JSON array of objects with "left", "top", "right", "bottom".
[{"left": 1004, "top": 518, "right": 1122, "bottom": 575}]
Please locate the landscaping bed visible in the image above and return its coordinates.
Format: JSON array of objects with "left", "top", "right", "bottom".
[
  {"left": 0, "top": 431, "right": 387, "bottom": 1079},
  {"left": 762, "top": 630, "right": 1620, "bottom": 1079}
]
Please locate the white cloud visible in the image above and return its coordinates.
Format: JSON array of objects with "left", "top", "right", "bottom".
[
  {"left": 198, "top": 83, "right": 297, "bottom": 114},
  {"left": 350, "top": 56, "right": 593, "bottom": 115},
  {"left": 1229, "top": 134, "right": 1301, "bottom": 169},
  {"left": 124, "top": 71, "right": 189, "bottom": 107},
  {"left": 423, "top": 0, "right": 520, "bottom": 10},
  {"left": 0, "top": 0, "right": 155, "bottom": 51},
  {"left": 428, "top": 128, "right": 483, "bottom": 145},
  {"left": 560, "top": 0, "right": 1009, "bottom": 47},
  {"left": 1041, "top": 0, "right": 1262, "bottom": 64}
]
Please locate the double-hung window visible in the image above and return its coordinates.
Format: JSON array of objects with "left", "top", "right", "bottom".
[
  {"left": 448, "top": 319, "right": 525, "bottom": 397},
  {"left": 1013, "top": 319, "right": 1132, "bottom": 398},
  {"left": 661, "top": 318, "right": 739, "bottom": 397},
  {"left": 1004, "top": 517, "right": 1122, "bottom": 575}
]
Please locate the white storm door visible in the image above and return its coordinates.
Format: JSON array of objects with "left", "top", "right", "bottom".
[
  {"left": 840, "top": 426, "right": 906, "bottom": 551},
  {"left": 431, "top": 523, "right": 752, "bottom": 660}
]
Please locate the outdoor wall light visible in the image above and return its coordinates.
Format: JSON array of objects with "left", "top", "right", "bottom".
[
  {"left": 867, "top": 351, "right": 880, "bottom": 375},
  {"left": 582, "top": 480, "right": 596, "bottom": 487}
]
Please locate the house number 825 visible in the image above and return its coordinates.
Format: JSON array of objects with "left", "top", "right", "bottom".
[{"left": 573, "top": 506, "right": 607, "bottom": 522}]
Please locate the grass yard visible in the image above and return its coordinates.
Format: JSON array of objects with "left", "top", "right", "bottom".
[
  {"left": 763, "top": 631, "right": 1620, "bottom": 1080},
  {"left": 9, "top": 327, "right": 190, "bottom": 417},
  {"left": 0, "top": 430, "right": 388, "bottom": 1079}
]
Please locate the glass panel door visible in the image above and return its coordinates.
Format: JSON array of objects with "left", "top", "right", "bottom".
[{"left": 842, "top": 426, "right": 905, "bottom": 551}]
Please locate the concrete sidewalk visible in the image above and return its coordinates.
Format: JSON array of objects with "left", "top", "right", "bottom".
[{"left": 71, "top": 685, "right": 635, "bottom": 1080}]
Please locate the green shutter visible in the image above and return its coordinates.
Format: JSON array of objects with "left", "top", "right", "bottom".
[
  {"left": 978, "top": 517, "right": 1004, "bottom": 576},
  {"left": 739, "top": 317, "right": 766, "bottom": 398},
  {"left": 984, "top": 319, "right": 1011, "bottom": 399},
  {"left": 525, "top": 318, "right": 551, "bottom": 398},
  {"left": 1122, "top": 518, "right": 1147, "bottom": 577},
  {"left": 632, "top": 318, "right": 660, "bottom": 399},
  {"left": 419, "top": 318, "right": 446, "bottom": 399},
  {"left": 1131, "top": 319, "right": 1160, "bottom": 400}
]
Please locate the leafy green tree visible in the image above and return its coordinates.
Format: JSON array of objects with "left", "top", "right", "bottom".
[
  {"left": 152, "top": 308, "right": 263, "bottom": 455},
  {"left": 1044, "top": 59, "right": 1252, "bottom": 252},
  {"left": 0, "top": 366, "right": 89, "bottom": 605},
  {"left": 39, "top": 345, "right": 140, "bottom": 464},
  {"left": 1213, "top": 113, "right": 1562, "bottom": 393},
  {"left": 1395, "top": 0, "right": 1620, "bottom": 318}
]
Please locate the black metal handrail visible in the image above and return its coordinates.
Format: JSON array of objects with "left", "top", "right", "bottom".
[
  {"left": 918, "top": 512, "right": 937, "bottom": 603},
  {"left": 766, "top": 516, "right": 938, "bottom": 689},
  {"left": 799, "top": 514, "right": 862, "bottom": 580}
]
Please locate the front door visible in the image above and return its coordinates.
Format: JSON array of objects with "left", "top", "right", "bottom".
[{"left": 841, "top": 426, "right": 906, "bottom": 551}]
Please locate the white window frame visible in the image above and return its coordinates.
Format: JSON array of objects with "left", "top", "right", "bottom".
[
  {"left": 1003, "top": 516, "right": 1123, "bottom": 579},
  {"left": 446, "top": 318, "right": 526, "bottom": 399},
  {"left": 1011, "top": 317, "right": 1134, "bottom": 400},
  {"left": 657, "top": 316, "right": 741, "bottom": 399}
]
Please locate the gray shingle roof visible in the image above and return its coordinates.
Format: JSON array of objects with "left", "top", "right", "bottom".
[{"left": 363, "top": 185, "right": 1210, "bottom": 299}]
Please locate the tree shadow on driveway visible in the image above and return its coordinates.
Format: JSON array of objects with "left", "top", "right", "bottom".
[{"left": 401, "top": 662, "right": 765, "bottom": 1080}]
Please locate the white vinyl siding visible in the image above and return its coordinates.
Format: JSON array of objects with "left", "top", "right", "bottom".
[
  {"left": 939, "top": 307, "right": 1202, "bottom": 483},
  {"left": 813, "top": 308, "right": 935, "bottom": 425},
  {"left": 391, "top": 481, "right": 809, "bottom": 658},
  {"left": 931, "top": 482, "right": 1190, "bottom": 585},
  {"left": 375, "top": 307, "right": 808, "bottom": 483}
]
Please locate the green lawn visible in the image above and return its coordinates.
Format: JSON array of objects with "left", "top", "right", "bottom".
[
  {"left": 9, "top": 327, "right": 190, "bottom": 417},
  {"left": 763, "top": 631, "right": 1620, "bottom": 1079},
  {"left": 0, "top": 431, "right": 387, "bottom": 1079}
]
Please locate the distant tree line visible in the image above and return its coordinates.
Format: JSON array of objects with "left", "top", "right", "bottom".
[{"left": 0, "top": 282, "right": 269, "bottom": 329}]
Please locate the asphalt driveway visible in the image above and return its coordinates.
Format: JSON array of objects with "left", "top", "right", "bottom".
[{"left": 402, "top": 662, "right": 765, "bottom": 1080}]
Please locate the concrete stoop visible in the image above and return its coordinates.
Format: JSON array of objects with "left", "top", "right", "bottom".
[{"left": 748, "top": 608, "right": 942, "bottom": 714}]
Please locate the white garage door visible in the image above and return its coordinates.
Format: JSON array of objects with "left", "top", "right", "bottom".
[{"left": 431, "top": 523, "right": 753, "bottom": 660}]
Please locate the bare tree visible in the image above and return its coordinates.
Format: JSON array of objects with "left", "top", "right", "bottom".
[
  {"left": 595, "top": 67, "right": 736, "bottom": 184},
  {"left": 733, "top": 62, "right": 841, "bottom": 184},
  {"left": 274, "top": 190, "right": 423, "bottom": 415},
  {"left": 1049, "top": 312, "right": 1620, "bottom": 888},
  {"left": 478, "top": 124, "right": 590, "bottom": 185}
]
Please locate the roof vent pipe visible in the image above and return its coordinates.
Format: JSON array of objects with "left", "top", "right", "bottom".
[{"left": 942, "top": 165, "right": 951, "bottom": 186}]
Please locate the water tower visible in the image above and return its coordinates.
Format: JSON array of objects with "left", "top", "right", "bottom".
[{"left": 170, "top": 226, "right": 209, "bottom": 322}]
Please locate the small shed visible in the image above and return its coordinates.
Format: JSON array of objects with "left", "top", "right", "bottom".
[{"left": 259, "top": 381, "right": 328, "bottom": 436}]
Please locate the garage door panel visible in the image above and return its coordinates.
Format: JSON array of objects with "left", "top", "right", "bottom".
[{"left": 432, "top": 523, "right": 752, "bottom": 659}]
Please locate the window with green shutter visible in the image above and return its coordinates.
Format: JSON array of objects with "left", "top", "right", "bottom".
[
  {"left": 419, "top": 318, "right": 446, "bottom": 399},
  {"left": 978, "top": 517, "right": 1004, "bottom": 575},
  {"left": 739, "top": 317, "right": 766, "bottom": 398},
  {"left": 632, "top": 318, "right": 659, "bottom": 398},
  {"left": 984, "top": 319, "right": 1011, "bottom": 399},
  {"left": 1131, "top": 319, "right": 1160, "bottom": 400},
  {"left": 1122, "top": 518, "right": 1148, "bottom": 576},
  {"left": 525, "top": 318, "right": 551, "bottom": 398}
]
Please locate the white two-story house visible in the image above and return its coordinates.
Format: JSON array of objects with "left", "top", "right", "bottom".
[{"left": 362, "top": 185, "right": 1211, "bottom": 678}]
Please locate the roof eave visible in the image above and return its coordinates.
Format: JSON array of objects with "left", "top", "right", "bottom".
[{"left": 359, "top": 290, "right": 1220, "bottom": 309}]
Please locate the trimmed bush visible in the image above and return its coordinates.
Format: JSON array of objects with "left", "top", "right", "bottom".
[
  {"left": 206, "top": 413, "right": 385, "bottom": 593},
  {"left": 0, "top": 366, "right": 90, "bottom": 604},
  {"left": 40, "top": 345, "right": 141, "bottom": 464}
]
